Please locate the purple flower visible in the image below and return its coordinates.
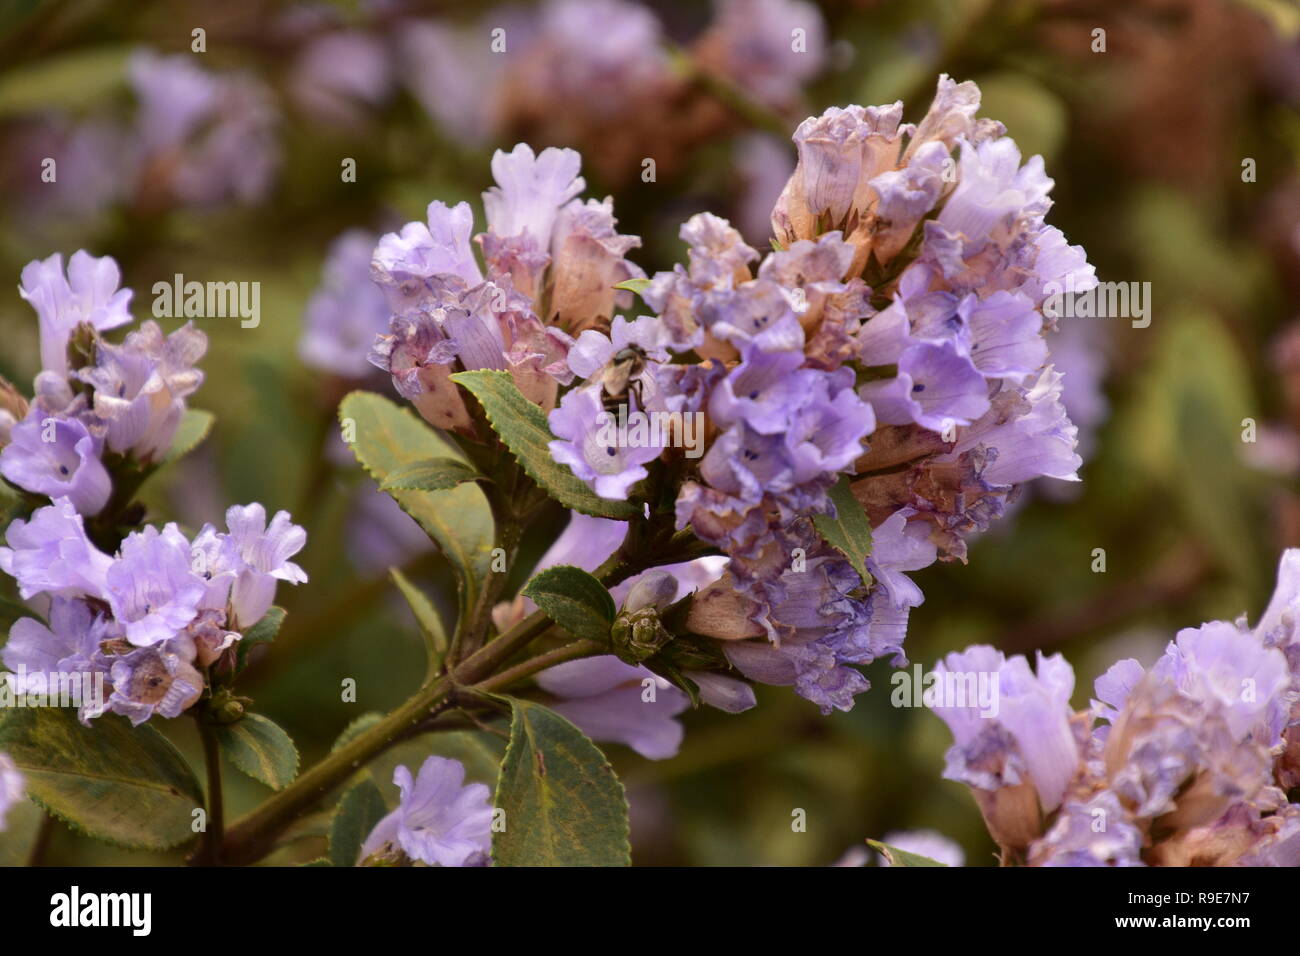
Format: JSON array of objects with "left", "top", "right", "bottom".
[
  {"left": 482, "top": 143, "right": 585, "bottom": 249},
  {"left": 300, "top": 230, "right": 393, "bottom": 379},
  {"left": 0, "top": 753, "right": 23, "bottom": 832},
  {"left": 219, "top": 504, "right": 308, "bottom": 629},
  {"left": 360, "top": 757, "right": 493, "bottom": 867},
  {"left": 537, "top": 656, "right": 689, "bottom": 760},
  {"left": 548, "top": 385, "right": 664, "bottom": 500},
  {"left": 0, "top": 498, "right": 113, "bottom": 600},
  {"left": 106, "top": 634, "right": 203, "bottom": 725},
  {"left": 370, "top": 201, "right": 482, "bottom": 315},
  {"left": 105, "top": 523, "right": 205, "bottom": 647},
  {"left": 19, "top": 251, "right": 133, "bottom": 376},
  {"left": 859, "top": 340, "right": 990, "bottom": 432},
  {"left": 3, "top": 598, "right": 113, "bottom": 723},
  {"left": 696, "top": 0, "right": 826, "bottom": 108},
  {"left": 932, "top": 646, "right": 1079, "bottom": 830},
  {"left": 78, "top": 320, "right": 207, "bottom": 463},
  {"left": 0, "top": 411, "right": 111, "bottom": 514},
  {"left": 1027, "top": 790, "right": 1144, "bottom": 867}
]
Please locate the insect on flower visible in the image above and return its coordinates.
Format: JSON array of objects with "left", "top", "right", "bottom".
[{"left": 599, "top": 342, "right": 650, "bottom": 414}]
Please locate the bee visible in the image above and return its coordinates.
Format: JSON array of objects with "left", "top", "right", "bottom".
[{"left": 600, "top": 343, "right": 649, "bottom": 413}]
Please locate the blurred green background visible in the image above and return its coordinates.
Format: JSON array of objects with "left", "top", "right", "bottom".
[{"left": 2, "top": 0, "right": 1300, "bottom": 866}]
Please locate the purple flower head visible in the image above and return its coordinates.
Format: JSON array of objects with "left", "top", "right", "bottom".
[
  {"left": 1027, "top": 790, "right": 1144, "bottom": 867},
  {"left": 0, "top": 753, "right": 23, "bottom": 832},
  {"left": 1254, "top": 548, "right": 1300, "bottom": 652},
  {"left": 537, "top": 656, "right": 688, "bottom": 760},
  {"left": 0, "top": 498, "right": 113, "bottom": 600},
  {"left": 19, "top": 251, "right": 133, "bottom": 376},
  {"left": 958, "top": 291, "right": 1046, "bottom": 383},
  {"left": 220, "top": 504, "right": 308, "bottom": 630},
  {"left": 482, "top": 144, "right": 585, "bottom": 248},
  {"left": 937, "top": 137, "right": 1053, "bottom": 249},
  {"left": 866, "top": 508, "right": 938, "bottom": 610},
  {"left": 549, "top": 196, "right": 644, "bottom": 334},
  {"left": 3, "top": 598, "right": 113, "bottom": 723},
  {"left": 107, "top": 633, "right": 203, "bottom": 725},
  {"left": 932, "top": 645, "right": 1079, "bottom": 816},
  {"left": 860, "top": 340, "right": 990, "bottom": 432},
  {"left": 371, "top": 201, "right": 483, "bottom": 316},
  {"left": 548, "top": 385, "right": 664, "bottom": 500},
  {"left": 0, "top": 411, "right": 111, "bottom": 514},
  {"left": 106, "top": 523, "right": 205, "bottom": 647},
  {"left": 360, "top": 757, "right": 494, "bottom": 867},
  {"left": 78, "top": 320, "right": 207, "bottom": 463},
  {"left": 300, "top": 230, "right": 393, "bottom": 378}
]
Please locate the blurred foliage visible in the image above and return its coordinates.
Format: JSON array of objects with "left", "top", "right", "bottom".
[{"left": 1, "top": 0, "right": 1299, "bottom": 866}]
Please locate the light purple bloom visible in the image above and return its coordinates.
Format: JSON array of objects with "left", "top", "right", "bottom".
[
  {"left": 77, "top": 320, "right": 207, "bottom": 462},
  {"left": 19, "top": 251, "right": 133, "bottom": 376},
  {"left": 537, "top": 656, "right": 689, "bottom": 760},
  {"left": 1028, "top": 790, "right": 1144, "bottom": 867},
  {"left": 859, "top": 340, "right": 990, "bottom": 432},
  {"left": 370, "top": 201, "right": 483, "bottom": 315},
  {"left": 3, "top": 598, "right": 112, "bottom": 723},
  {"left": 360, "top": 757, "right": 494, "bottom": 867},
  {"left": 300, "top": 231, "right": 393, "bottom": 379},
  {"left": 106, "top": 634, "right": 203, "bottom": 725},
  {"left": 0, "top": 411, "right": 111, "bottom": 514},
  {"left": 105, "top": 523, "right": 205, "bottom": 647},
  {"left": 482, "top": 143, "right": 585, "bottom": 248},
  {"left": 548, "top": 385, "right": 664, "bottom": 500},
  {"left": 218, "top": 504, "right": 308, "bottom": 629},
  {"left": 0, "top": 497, "right": 113, "bottom": 600}
]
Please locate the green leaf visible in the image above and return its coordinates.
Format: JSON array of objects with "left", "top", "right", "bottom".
[
  {"left": 161, "top": 408, "right": 215, "bottom": 464},
  {"left": 380, "top": 457, "right": 482, "bottom": 492},
  {"left": 329, "top": 778, "right": 389, "bottom": 867},
  {"left": 338, "top": 391, "right": 496, "bottom": 597},
  {"left": 521, "top": 565, "right": 616, "bottom": 642},
  {"left": 612, "top": 277, "right": 652, "bottom": 299},
  {"left": 0, "top": 708, "right": 203, "bottom": 850},
  {"left": 450, "top": 371, "right": 641, "bottom": 519},
  {"left": 389, "top": 568, "right": 448, "bottom": 678},
  {"left": 867, "top": 839, "right": 948, "bottom": 867},
  {"left": 812, "top": 476, "right": 874, "bottom": 587},
  {"left": 235, "top": 605, "right": 286, "bottom": 672},
  {"left": 492, "top": 698, "right": 630, "bottom": 866},
  {"left": 0, "top": 798, "right": 44, "bottom": 866},
  {"left": 215, "top": 713, "right": 299, "bottom": 791}
]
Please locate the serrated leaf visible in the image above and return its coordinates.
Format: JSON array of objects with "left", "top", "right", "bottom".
[
  {"left": 0, "top": 708, "right": 203, "bottom": 850},
  {"left": 867, "top": 839, "right": 948, "bottom": 867},
  {"left": 235, "top": 605, "right": 286, "bottom": 672},
  {"left": 450, "top": 371, "right": 641, "bottom": 519},
  {"left": 338, "top": 391, "right": 496, "bottom": 599},
  {"left": 329, "top": 778, "right": 389, "bottom": 867},
  {"left": 389, "top": 568, "right": 448, "bottom": 679},
  {"left": 0, "top": 798, "right": 44, "bottom": 865},
  {"left": 521, "top": 565, "right": 616, "bottom": 642},
  {"left": 380, "top": 457, "right": 482, "bottom": 492},
  {"left": 492, "top": 698, "right": 630, "bottom": 866},
  {"left": 162, "top": 408, "right": 215, "bottom": 464},
  {"left": 812, "top": 476, "right": 874, "bottom": 587},
  {"left": 215, "top": 713, "right": 299, "bottom": 791}
]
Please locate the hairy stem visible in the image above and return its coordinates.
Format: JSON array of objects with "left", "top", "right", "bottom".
[{"left": 474, "top": 639, "right": 605, "bottom": 693}]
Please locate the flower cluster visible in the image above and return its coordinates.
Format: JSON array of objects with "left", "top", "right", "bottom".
[
  {"left": 367, "top": 143, "right": 642, "bottom": 424},
  {"left": 547, "top": 76, "right": 1092, "bottom": 712},
  {"left": 0, "top": 499, "right": 306, "bottom": 725},
  {"left": 933, "top": 549, "right": 1300, "bottom": 867},
  {"left": 1, "top": 251, "right": 207, "bottom": 516}
]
